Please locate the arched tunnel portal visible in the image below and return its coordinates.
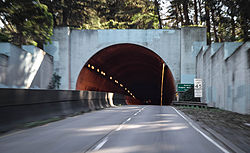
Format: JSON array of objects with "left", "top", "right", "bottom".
[{"left": 76, "top": 44, "right": 176, "bottom": 105}]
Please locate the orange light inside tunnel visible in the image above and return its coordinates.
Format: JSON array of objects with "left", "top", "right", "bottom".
[{"left": 76, "top": 43, "right": 176, "bottom": 105}]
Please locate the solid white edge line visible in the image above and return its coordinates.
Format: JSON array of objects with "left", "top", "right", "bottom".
[{"left": 171, "top": 107, "right": 230, "bottom": 153}]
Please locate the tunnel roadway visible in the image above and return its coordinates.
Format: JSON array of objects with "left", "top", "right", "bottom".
[{"left": 0, "top": 106, "right": 229, "bottom": 153}]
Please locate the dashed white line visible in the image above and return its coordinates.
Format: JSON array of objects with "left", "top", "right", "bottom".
[
  {"left": 116, "top": 117, "right": 132, "bottom": 131},
  {"left": 172, "top": 107, "right": 230, "bottom": 153},
  {"left": 115, "top": 125, "right": 123, "bottom": 131},
  {"left": 126, "top": 118, "right": 131, "bottom": 122},
  {"left": 92, "top": 137, "right": 109, "bottom": 151},
  {"left": 134, "top": 112, "right": 139, "bottom": 116},
  {"left": 88, "top": 106, "right": 146, "bottom": 152}
]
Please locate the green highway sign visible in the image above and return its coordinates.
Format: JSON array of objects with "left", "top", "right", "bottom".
[{"left": 177, "top": 84, "right": 194, "bottom": 92}]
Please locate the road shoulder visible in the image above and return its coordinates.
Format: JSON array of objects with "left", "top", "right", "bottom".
[{"left": 175, "top": 106, "right": 247, "bottom": 153}]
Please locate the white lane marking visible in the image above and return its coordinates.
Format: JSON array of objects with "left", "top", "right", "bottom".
[
  {"left": 115, "top": 125, "right": 123, "bottom": 131},
  {"left": 172, "top": 107, "right": 230, "bottom": 153},
  {"left": 89, "top": 106, "right": 146, "bottom": 151},
  {"left": 134, "top": 112, "right": 139, "bottom": 116},
  {"left": 126, "top": 118, "right": 131, "bottom": 122},
  {"left": 92, "top": 137, "right": 109, "bottom": 151},
  {"left": 115, "top": 106, "right": 146, "bottom": 131},
  {"left": 135, "top": 106, "right": 145, "bottom": 115},
  {"left": 116, "top": 117, "right": 132, "bottom": 131}
]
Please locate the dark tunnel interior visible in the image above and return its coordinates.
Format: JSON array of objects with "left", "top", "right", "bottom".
[{"left": 76, "top": 43, "right": 176, "bottom": 105}]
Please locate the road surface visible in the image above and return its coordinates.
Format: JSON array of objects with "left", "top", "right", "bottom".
[{"left": 0, "top": 106, "right": 230, "bottom": 153}]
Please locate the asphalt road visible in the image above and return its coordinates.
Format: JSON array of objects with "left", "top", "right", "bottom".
[{"left": 0, "top": 106, "right": 230, "bottom": 153}]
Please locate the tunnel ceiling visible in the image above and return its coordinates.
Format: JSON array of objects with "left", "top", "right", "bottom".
[{"left": 76, "top": 43, "right": 176, "bottom": 105}]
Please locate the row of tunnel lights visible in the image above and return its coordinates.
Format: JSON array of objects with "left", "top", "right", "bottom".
[{"left": 87, "top": 64, "right": 136, "bottom": 99}]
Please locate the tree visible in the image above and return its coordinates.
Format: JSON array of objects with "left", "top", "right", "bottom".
[
  {"left": 166, "top": 0, "right": 184, "bottom": 27},
  {"left": 197, "top": 0, "right": 203, "bottom": 25},
  {"left": 222, "top": 0, "right": 238, "bottom": 41},
  {"left": 154, "top": 0, "right": 162, "bottom": 29},
  {"left": 38, "top": 0, "right": 61, "bottom": 26},
  {"left": 0, "top": 0, "right": 53, "bottom": 47},
  {"left": 237, "top": 0, "right": 250, "bottom": 41},
  {"left": 48, "top": 72, "right": 61, "bottom": 89},
  {"left": 96, "top": 0, "right": 158, "bottom": 29},
  {"left": 39, "top": 0, "right": 159, "bottom": 29},
  {"left": 182, "top": 0, "right": 191, "bottom": 25},
  {"left": 205, "top": 1, "right": 211, "bottom": 44},
  {"left": 193, "top": 0, "right": 198, "bottom": 25},
  {"left": 163, "top": 0, "right": 249, "bottom": 42},
  {"left": 40, "top": 0, "right": 100, "bottom": 28},
  {"left": 210, "top": 0, "right": 220, "bottom": 42}
]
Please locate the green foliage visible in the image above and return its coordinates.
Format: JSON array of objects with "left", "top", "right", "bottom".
[
  {"left": 101, "top": 20, "right": 127, "bottom": 29},
  {"left": 0, "top": 0, "right": 163, "bottom": 50},
  {"left": 24, "top": 117, "right": 62, "bottom": 128},
  {"left": 130, "top": 12, "right": 159, "bottom": 29},
  {"left": 165, "top": 0, "right": 249, "bottom": 42},
  {"left": 40, "top": 0, "right": 99, "bottom": 28},
  {"left": 0, "top": 0, "right": 53, "bottom": 47},
  {"left": 96, "top": 0, "right": 159, "bottom": 29},
  {"left": 0, "top": 0, "right": 248, "bottom": 45},
  {"left": 48, "top": 72, "right": 61, "bottom": 89},
  {"left": 0, "top": 32, "right": 8, "bottom": 42}
]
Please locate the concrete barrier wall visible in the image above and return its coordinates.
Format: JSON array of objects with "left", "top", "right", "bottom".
[
  {"left": 0, "top": 43, "right": 53, "bottom": 89},
  {"left": 0, "top": 89, "right": 126, "bottom": 132},
  {"left": 196, "top": 42, "right": 250, "bottom": 114}
]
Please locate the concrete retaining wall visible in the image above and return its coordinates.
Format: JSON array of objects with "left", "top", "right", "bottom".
[
  {"left": 0, "top": 43, "right": 53, "bottom": 89},
  {"left": 196, "top": 42, "right": 250, "bottom": 114},
  {"left": 0, "top": 89, "right": 125, "bottom": 132},
  {"left": 181, "top": 27, "right": 206, "bottom": 83}
]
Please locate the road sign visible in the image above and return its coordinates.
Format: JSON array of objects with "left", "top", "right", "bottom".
[
  {"left": 194, "top": 78, "right": 202, "bottom": 97},
  {"left": 194, "top": 90, "right": 202, "bottom": 97},
  {"left": 177, "top": 84, "right": 193, "bottom": 92},
  {"left": 194, "top": 79, "right": 202, "bottom": 90}
]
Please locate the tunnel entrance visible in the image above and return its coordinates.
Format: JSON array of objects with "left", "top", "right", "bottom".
[{"left": 76, "top": 44, "right": 176, "bottom": 105}]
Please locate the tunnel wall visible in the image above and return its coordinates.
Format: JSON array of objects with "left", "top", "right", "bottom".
[
  {"left": 0, "top": 89, "right": 125, "bottom": 132},
  {"left": 196, "top": 42, "right": 250, "bottom": 114},
  {"left": 76, "top": 44, "right": 176, "bottom": 105},
  {"left": 44, "top": 27, "right": 207, "bottom": 90}
]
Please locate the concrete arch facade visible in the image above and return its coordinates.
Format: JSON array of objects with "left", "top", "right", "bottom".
[
  {"left": 75, "top": 43, "right": 176, "bottom": 105},
  {"left": 44, "top": 27, "right": 206, "bottom": 90}
]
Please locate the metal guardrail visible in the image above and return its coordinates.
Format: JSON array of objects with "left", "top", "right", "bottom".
[{"left": 172, "top": 101, "right": 210, "bottom": 108}]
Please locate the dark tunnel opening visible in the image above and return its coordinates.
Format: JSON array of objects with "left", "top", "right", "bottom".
[{"left": 76, "top": 43, "right": 176, "bottom": 105}]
